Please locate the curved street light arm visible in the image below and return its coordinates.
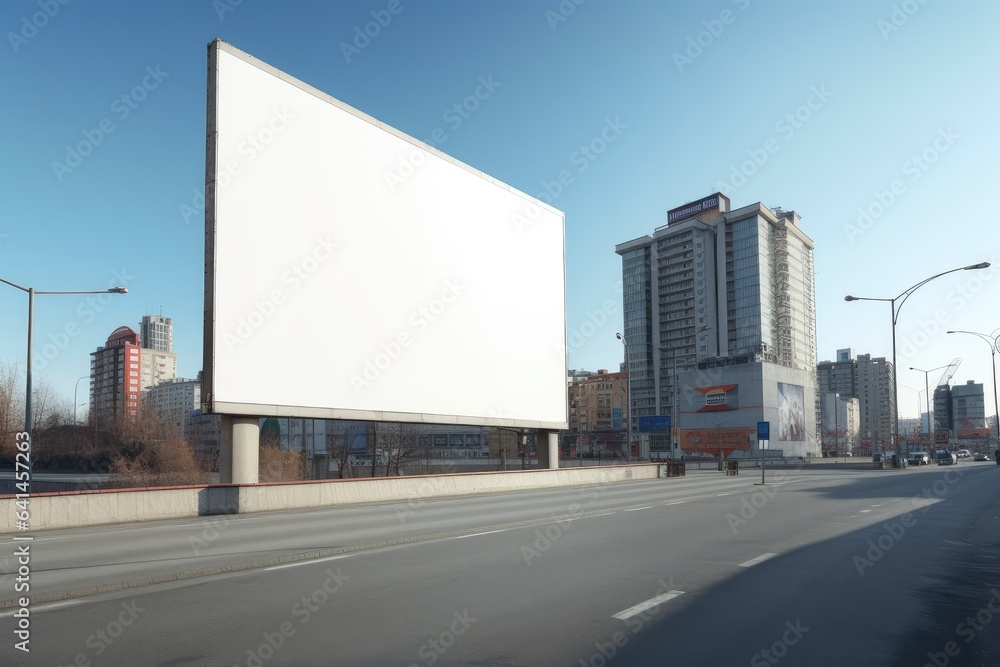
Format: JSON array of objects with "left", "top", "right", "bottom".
[{"left": 893, "top": 262, "right": 990, "bottom": 325}]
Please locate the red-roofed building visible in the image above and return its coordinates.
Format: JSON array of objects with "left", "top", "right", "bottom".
[{"left": 90, "top": 326, "right": 142, "bottom": 425}]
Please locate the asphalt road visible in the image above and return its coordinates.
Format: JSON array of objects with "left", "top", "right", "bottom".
[{"left": 1, "top": 462, "right": 998, "bottom": 666}]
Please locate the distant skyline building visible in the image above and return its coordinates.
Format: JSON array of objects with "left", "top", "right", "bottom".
[
  {"left": 144, "top": 377, "right": 200, "bottom": 438},
  {"left": 567, "top": 369, "right": 628, "bottom": 435},
  {"left": 137, "top": 314, "right": 177, "bottom": 393},
  {"left": 615, "top": 193, "right": 820, "bottom": 458},
  {"left": 817, "top": 349, "right": 896, "bottom": 454},
  {"left": 933, "top": 380, "right": 989, "bottom": 447},
  {"left": 817, "top": 348, "right": 858, "bottom": 397},
  {"left": 934, "top": 384, "right": 952, "bottom": 445},
  {"left": 90, "top": 326, "right": 142, "bottom": 425},
  {"left": 856, "top": 353, "right": 895, "bottom": 452},
  {"left": 819, "top": 392, "right": 859, "bottom": 457},
  {"left": 139, "top": 314, "right": 173, "bottom": 353},
  {"left": 140, "top": 348, "right": 177, "bottom": 394},
  {"left": 951, "top": 380, "right": 987, "bottom": 445}
]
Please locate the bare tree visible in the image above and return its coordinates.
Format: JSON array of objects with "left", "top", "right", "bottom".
[
  {"left": 0, "top": 362, "right": 23, "bottom": 458},
  {"left": 328, "top": 430, "right": 355, "bottom": 479},
  {"left": 382, "top": 423, "right": 430, "bottom": 476}
]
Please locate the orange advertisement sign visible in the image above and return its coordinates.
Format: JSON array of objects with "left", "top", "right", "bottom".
[{"left": 680, "top": 427, "right": 754, "bottom": 457}]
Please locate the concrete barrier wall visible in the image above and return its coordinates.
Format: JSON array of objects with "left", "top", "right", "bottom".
[{"left": 0, "top": 464, "right": 660, "bottom": 533}]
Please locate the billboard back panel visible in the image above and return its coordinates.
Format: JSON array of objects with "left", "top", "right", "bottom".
[{"left": 205, "top": 41, "right": 567, "bottom": 428}]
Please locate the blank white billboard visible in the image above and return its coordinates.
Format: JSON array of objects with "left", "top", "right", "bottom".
[{"left": 204, "top": 40, "right": 567, "bottom": 429}]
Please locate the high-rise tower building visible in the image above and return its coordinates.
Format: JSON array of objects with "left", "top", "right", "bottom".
[
  {"left": 139, "top": 314, "right": 173, "bottom": 353},
  {"left": 817, "top": 350, "right": 896, "bottom": 454},
  {"left": 615, "top": 193, "right": 819, "bottom": 458},
  {"left": 138, "top": 314, "right": 177, "bottom": 392}
]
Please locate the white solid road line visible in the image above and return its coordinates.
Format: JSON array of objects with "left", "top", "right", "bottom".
[
  {"left": 738, "top": 553, "right": 778, "bottom": 568},
  {"left": 0, "top": 600, "right": 81, "bottom": 617},
  {"left": 612, "top": 590, "right": 686, "bottom": 620},
  {"left": 454, "top": 529, "right": 512, "bottom": 539},
  {"left": 624, "top": 506, "right": 653, "bottom": 512},
  {"left": 264, "top": 554, "right": 351, "bottom": 571}
]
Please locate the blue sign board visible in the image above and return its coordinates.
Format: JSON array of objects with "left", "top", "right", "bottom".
[
  {"left": 612, "top": 408, "right": 622, "bottom": 430},
  {"left": 757, "top": 421, "right": 770, "bottom": 440},
  {"left": 639, "top": 416, "right": 672, "bottom": 433}
]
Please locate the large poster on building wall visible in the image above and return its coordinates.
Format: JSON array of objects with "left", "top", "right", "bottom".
[{"left": 777, "top": 382, "right": 805, "bottom": 442}]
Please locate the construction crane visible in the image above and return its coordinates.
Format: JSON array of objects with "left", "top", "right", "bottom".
[{"left": 936, "top": 358, "right": 962, "bottom": 387}]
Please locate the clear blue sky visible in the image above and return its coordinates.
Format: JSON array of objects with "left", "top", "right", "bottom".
[{"left": 2, "top": 0, "right": 999, "bottom": 421}]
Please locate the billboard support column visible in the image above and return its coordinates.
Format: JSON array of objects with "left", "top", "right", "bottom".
[
  {"left": 232, "top": 416, "right": 260, "bottom": 484},
  {"left": 219, "top": 414, "right": 233, "bottom": 483},
  {"left": 537, "top": 429, "right": 559, "bottom": 470}
]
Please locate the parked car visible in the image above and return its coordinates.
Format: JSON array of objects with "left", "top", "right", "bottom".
[
  {"left": 956, "top": 449, "right": 972, "bottom": 459},
  {"left": 907, "top": 451, "right": 930, "bottom": 465},
  {"left": 936, "top": 450, "right": 958, "bottom": 465},
  {"left": 973, "top": 452, "right": 991, "bottom": 462}
]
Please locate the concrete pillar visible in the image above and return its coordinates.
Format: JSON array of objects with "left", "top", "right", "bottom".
[
  {"left": 219, "top": 414, "right": 233, "bottom": 483},
  {"left": 231, "top": 416, "right": 260, "bottom": 484},
  {"left": 537, "top": 430, "right": 559, "bottom": 469}
]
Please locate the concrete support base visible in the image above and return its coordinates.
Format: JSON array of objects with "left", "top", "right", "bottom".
[
  {"left": 218, "top": 415, "right": 234, "bottom": 483},
  {"left": 537, "top": 430, "right": 559, "bottom": 469},
  {"left": 229, "top": 416, "right": 260, "bottom": 484}
]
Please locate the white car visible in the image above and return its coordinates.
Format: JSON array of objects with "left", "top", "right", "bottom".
[{"left": 956, "top": 449, "right": 972, "bottom": 459}]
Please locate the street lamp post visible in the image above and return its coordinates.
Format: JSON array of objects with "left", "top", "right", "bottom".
[
  {"left": 845, "top": 262, "right": 990, "bottom": 464},
  {"left": 946, "top": 329, "right": 1000, "bottom": 448},
  {"left": 909, "top": 364, "right": 948, "bottom": 445},
  {"left": 660, "top": 326, "right": 708, "bottom": 462},
  {"left": 73, "top": 375, "right": 89, "bottom": 426},
  {"left": 616, "top": 332, "right": 632, "bottom": 463},
  {"left": 0, "top": 277, "right": 127, "bottom": 469}
]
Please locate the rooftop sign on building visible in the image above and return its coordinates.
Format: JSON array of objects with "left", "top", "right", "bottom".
[{"left": 666, "top": 192, "right": 729, "bottom": 225}]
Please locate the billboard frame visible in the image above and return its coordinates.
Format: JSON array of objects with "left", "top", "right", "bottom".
[{"left": 202, "top": 39, "right": 568, "bottom": 431}]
